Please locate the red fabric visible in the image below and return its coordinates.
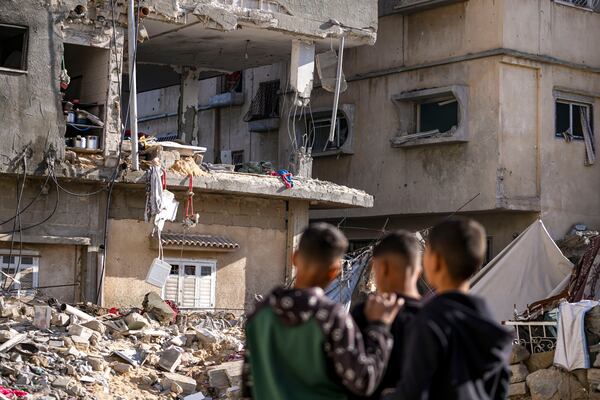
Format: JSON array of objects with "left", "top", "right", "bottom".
[
  {"left": 0, "top": 386, "right": 29, "bottom": 398},
  {"left": 165, "top": 300, "right": 179, "bottom": 322},
  {"left": 108, "top": 307, "right": 120, "bottom": 315}
]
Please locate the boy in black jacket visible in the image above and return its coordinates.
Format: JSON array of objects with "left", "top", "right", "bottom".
[
  {"left": 383, "top": 218, "right": 512, "bottom": 400},
  {"left": 350, "top": 231, "right": 422, "bottom": 400}
]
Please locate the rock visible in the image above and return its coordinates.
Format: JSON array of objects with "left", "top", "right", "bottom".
[
  {"left": 163, "top": 372, "right": 197, "bottom": 395},
  {"left": 125, "top": 312, "right": 148, "bottom": 330},
  {"left": 171, "top": 381, "right": 183, "bottom": 395},
  {"left": 159, "top": 347, "right": 182, "bottom": 372},
  {"left": 510, "top": 363, "right": 529, "bottom": 384},
  {"left": 526, "top": 368, "right": 561, "bottom": 400},
  {"left": 52, "top": 376, "right": 73, "bottom": 389},
  {"left": 141, "top": 372, "right": 158, "bottom": 386},
  {"left": 196, "top": 327, "right": 220, "bottom": 345},
  {"left": 112, "top": 362, "right": 133, "bottom": 374},
  {"left": 82, "top": 319, "right": 106, "bottom": 334},
  {"left": 525, "top": 351, "right": 555, "bottom": 373},
  {"left": 511, "top": 344, "right": 531, "bottom": 364},
  {"left": 87, "top": 356, "right": 106, "bottom": 371},
  {"left": 0, "top": 329, "right": 18, "bottom": 343},
  {"left": 508, "top": 382, "right": 528, "bottom": 397},
  {"left": 170, "top": 335, "right": 186, "bottom": 347},
  {"left": 51, "top": 313, "right": 70, "bottom": 327},
  {"left": 183, "top": 393, "right": 206, "bottom": 400},
  {"left": 143, "top": 292, "right": 175, "bottom": 325},
  {"left": 557, "top": 371, "right": 587, "bottom": 400},
  {"left": 208, "top": 368, "right": 229, "bottom": 389}
]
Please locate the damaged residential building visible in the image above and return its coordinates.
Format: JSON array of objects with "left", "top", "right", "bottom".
[
  {"left": 186, "top": 0, "right": 600, "bottom": 258},
  {"left": 0, "top": 0, "right": 377, "bottom": 309}
]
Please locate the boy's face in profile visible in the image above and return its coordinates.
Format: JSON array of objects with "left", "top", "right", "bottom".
[
  {"left": 371, "top": 256, "right": 387, "bottom": 291},
  {"left": 423, "top": 244, "right": 441, "bottom": 289},
  {"left": 293, "top": 251, "right": 341, "bottom": 289}
]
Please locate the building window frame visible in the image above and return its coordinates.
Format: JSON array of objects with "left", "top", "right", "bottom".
[
  {"left": 162, "top": 258, "right": 216, "bottom": 309},
  {"left": 0, "top": 254, "right": 39, "bottom": 291},
  {"left": 0, "top": 23, "right": 29, "bottom": 73},
  {"left": 391, "top": 85, "right": 469, "bottom": 148},
  {"left": 553, "top": 88, "right": 595, "bottom": 141},
  {"left": 293, "top": 104, "right": 356, "bottom": 157}
]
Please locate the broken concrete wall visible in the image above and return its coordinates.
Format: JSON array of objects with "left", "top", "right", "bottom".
[
  {"left": 137, "top": 85, "right": 180, "bottom": 137},
  {"left": 106, "top": 189, "right": 290, "bottom": 309},
  {"left": 0, "top": 1, "right": 124, "bottom": 171}
]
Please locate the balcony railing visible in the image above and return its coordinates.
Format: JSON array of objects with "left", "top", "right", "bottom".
[{"left": 503, "top": 321, "right": 558, "bottom": 354}]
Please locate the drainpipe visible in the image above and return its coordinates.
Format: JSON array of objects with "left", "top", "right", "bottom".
[
  {"left": 328, "top": 35, "right": 345, "bottom": 143},
  {"left": 128, "top": 0, "right": 140, "bottom": 171}
]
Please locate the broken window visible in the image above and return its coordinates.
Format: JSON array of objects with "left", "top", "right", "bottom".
[
  {"left": 0, "top": 24, "right": 28, "bottom": 71},
  {"left": 555, "top": 0, "right": 600, "bottom": 12},
  {"left": 555, "top": 100, "right": 593, "bottom": 140},
  {"left": 392, "top": 85, "right": 468, "bottom": 147},
  {"left": 0, "top": 255, "right": 38, "bottom": 291},
  {"left": 62, "top": 43, "right": 109, "bottom": 153},
  {"left": 418, "top": 97, "right": 459, "bottom": 134},
  {"left": 244, "top": 80, "right": 280, "bottom": 122},
  {"left": 292, "top": 106, "right": 355, "bottom": 156},
  {"left": 231, "top": 150, "right": 244, "bottom": 165},
  {"left": 162, "top": 259, "right": 216, "bottom": 309}
]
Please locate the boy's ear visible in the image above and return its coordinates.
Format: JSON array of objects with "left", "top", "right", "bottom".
[{"left": 292, "top": 250, "right": 299, "bottom": 267}]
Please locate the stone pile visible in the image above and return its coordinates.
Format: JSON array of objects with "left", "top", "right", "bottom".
[
  {"left": 0, "top": 293, "right": 245, "bottom": 399},
  {"left": 508, "top": 344, "right": 600, "bottom": 400}
]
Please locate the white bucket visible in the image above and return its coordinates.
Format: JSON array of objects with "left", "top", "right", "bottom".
[{"left": 87, "top": 135, "right": 98, "bottom": 149}]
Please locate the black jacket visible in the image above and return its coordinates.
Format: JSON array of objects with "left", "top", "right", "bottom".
[
  {"left": 350, "top": 295, "right": 422, "bottom": 400},
  {"left": 382, "top": 292, "right": 512, "bottom": 400}
]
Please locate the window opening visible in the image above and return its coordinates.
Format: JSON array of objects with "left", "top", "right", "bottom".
[
  {"left": 0, "top": 24, "right": 27, "bottom": 71},
  {"left": 62, "top": 43, "right": 109, "bottom": 153},
  {"left": 418, "top": 97, "right": 459, "bottom": 134},
  {"left": 303, "top": 110, "right": 349, "bottom": 154},
  {"left": 556, "top": 100, "right": 593, "bottom": 141}
]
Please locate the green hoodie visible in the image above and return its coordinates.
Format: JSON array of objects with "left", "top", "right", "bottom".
[{"left": 242, "top": 287, "right": 392, "bottom": 400}]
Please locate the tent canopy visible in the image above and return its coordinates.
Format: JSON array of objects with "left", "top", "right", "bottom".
[{"left": 470, "top": 220, "right": 573, "bottom": 322}]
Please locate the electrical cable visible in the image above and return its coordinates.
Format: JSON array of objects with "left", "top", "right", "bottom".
[
  {"left": 0, "top": 174, "right": 51, "bottom": 226},
  {"left": 50, "top": 170, "right": 107, "bottom": 197},
  {"left": 3, "top": 156, "right": 26, "bottom": 291}
]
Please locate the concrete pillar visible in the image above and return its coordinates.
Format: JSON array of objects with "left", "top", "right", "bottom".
[
  {"left": 285, "top": 200, "right": 309, "bottom": 285},
  {"left": 178, "top": 67, "right": 202, "bottom": 144}
]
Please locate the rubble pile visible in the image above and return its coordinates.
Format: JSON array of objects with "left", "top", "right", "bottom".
[
  {"left": 557, "top": 224, "right": 599, "bottom": 264},
  {"left": 0, "top": 293, "right": 244, "bottom": 399}
]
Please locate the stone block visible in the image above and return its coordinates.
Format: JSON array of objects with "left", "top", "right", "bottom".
[
  {"left": 525, "top": 351, "right": 554, "bottom": 373},
  {"left": 68, "top": 324, "right": 93, "bottom": 341},
  {"left": 87, "top": 356, "right": 106, "bottom": 372},
  {"left": 163, "top": 372, "right": 197, "bottom": 395},
  {"left": 159, "top": 347, "right": 182, "bottom": 372},
  {"left": 526, "top": 368, "right": 560, "bottom": 400},
  {"left": 112, "top": 362, "right": 132, "bottom": 374},
  {"left": 124, "top": 312, "right": 148, "bottom": 330},
  {"left": 82, "top": 320, "right": 106, "bottom": 334},
  {"left": 589, "top": 368, "right": 600, "bottom": 385},
  {"left": 557, "top": 371, "right": 587, "bottom": 400},
  {"left": 207, "top": 368, "right": 229, "bottom": 389},
  {"left": 510, "top": 344, "right": 531, "bottom": 364},
  {"left": 510, "top": 363, "right": 529, "bottom": 384}
]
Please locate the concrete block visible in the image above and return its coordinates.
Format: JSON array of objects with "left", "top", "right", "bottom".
[
  {"left": 525, "top": 351, "right": 554, "bottom": 373},
  {"left": 125, "top": 312, "right": 148, "bottom": 330},
  {"left": 589, "top": 368, "right": 600, "bottom": 385},
  {"left": 510, "top": 344, "right": 531, "bottom": 364},
  {"left": 163, "top": 372, "right": 197, "bottom": 395},
  {"left": 51, "top": 313, "right": 70, "bottom": 327},
  {"left": 112, "top": 362, "right": 132, "bottom": 374},
  {"left": 68, "top": 324, "right": 93, "bottom": 341},
  {"left": 159, "top": 348, "right": 182, "bottom": 372},
  {"left": 82, "top": 319, "right": 106, "bottom": 334}
]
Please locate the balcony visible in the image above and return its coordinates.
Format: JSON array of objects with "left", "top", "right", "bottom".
[{"left": 380, "top": 0, "right": 467, "bottom": 16}]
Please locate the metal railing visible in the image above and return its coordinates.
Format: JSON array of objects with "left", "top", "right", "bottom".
[
  {"left": 556, "top": 0, "right": 600, "bottom": 11},
  {"left": 504, "top": 321, "right": 558, "bottom": 354}
]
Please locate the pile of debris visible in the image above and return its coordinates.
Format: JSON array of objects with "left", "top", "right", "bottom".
[
  {"left": 508, "top": 343, "right": 598, "bottom": 400},
  {"left": 557, "top": 224, "right": 599, "bottom": 264},
  {"left": 0, "top": 292, "right": 244, "bottom": 399}
]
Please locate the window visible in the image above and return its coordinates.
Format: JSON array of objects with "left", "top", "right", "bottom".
[
  {"left": 392, "top": 85, "right": 469, "bottom": 147},
  {"left": 232, "top": 150, "right": 244, "bottom": 165},
  {"left": 555, "top": 100, "right": 593, "bottom": 140},
  {"left": 418, "top": 97, "right": 459, "bottom": 134},
  {"left": 244, "top": 80, "right": 280, "bottom": 122},
  {"left": 162, "top": 259, "right": 216, "bottom": 309},
  {"left": 293, "top": 105, "right": 355, "bottom": 156},
  {"left": 0, "top": 24, "right": 28, "bottom": 71},
  {"left": 0, "top": 255, "right": 38, "bottom": 291}
]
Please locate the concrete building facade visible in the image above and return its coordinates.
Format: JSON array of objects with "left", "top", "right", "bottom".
[
  {"left": 0, "top": 0, "right": 375, "bottom": 309},
  {"left": 183, "top": 0, "right": 600, "bottom": 258}
]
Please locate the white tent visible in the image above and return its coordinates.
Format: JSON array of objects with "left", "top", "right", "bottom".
[{"left": 470, "top": 220, "right": 573, "bottom": 322}]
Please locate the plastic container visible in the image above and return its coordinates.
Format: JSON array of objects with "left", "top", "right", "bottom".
[{"left": 87, "top": 135, "right": 98, "bottom": 149}]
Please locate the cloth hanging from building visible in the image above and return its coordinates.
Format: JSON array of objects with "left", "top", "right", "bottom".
[
  {"left": 581, "top": 107, "right": 596, "bottom": 166},
  {"left": 470, "top": 220, "right": 574, "bottom": 322},
  {"left": 568, "top": 236, "right": 600, "bottom": 302},
  {"left": 554, "top": 300, "right": 599, "bottom": 371},
  {"left": 325, "top": 249, "right": 372, "bottom": 311},
  {"left": 145, "top": 166, "right": 164, "bottom": 222},
  {"left": 243, "top": 80, "right": 280, "bottom": 122}
]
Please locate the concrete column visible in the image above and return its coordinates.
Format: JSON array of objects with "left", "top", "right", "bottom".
[
  {"left": 284, "top": 200, "right": 309, "bottom": 285},
  {"left": 178, "top": 67, "right": 202, "bottom": 144}
]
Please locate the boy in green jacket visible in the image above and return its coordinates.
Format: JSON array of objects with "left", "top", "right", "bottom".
[{"left": 242, "top": 223, "right": 402, "bottom": 400}]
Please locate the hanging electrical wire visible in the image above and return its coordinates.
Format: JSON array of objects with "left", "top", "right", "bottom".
[{"left": 3, "top": 156, "right": 27, "bottom": 291}]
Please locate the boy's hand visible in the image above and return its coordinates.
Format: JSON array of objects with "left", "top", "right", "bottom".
[{"left": 364, "top": 293, "right": 404, "bottom": 326}]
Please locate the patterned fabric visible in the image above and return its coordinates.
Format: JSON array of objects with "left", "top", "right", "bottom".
[
  {"left": 242, "top": 286, "right": 393, "bottom": 399},
  {"left": 568, "top": 236, "right": 600, "bottom": 302}
]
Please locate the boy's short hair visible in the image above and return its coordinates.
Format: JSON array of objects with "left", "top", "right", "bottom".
[
  {"left": 373, "top": 230, "right": 420, "bottom": 270},
  {"left": 298, "top": 223, "right": 348, "bottom": 267},
  {"left": 428, "top": 217, "right": 486, "bottom": 281}
]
